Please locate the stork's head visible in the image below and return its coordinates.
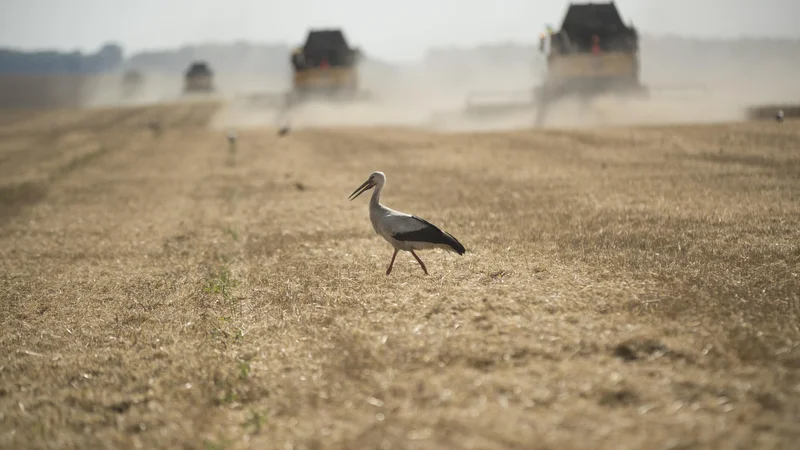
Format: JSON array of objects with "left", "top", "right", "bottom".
[{"left": 349, "top": 171, "right": 385, "bottom": 201}]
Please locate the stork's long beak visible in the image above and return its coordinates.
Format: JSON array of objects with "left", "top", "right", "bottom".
[{"left": 349, "top": 179, "right": 374, "bottom": 201}]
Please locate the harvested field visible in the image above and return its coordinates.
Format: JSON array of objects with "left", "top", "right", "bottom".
[{"left": 1, "top": 102, "right": 799, "bottom": 449}]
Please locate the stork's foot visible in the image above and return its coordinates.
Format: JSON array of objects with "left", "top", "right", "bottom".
[{"left": 410, "top": 250, "right": 428, "bottom": 275}]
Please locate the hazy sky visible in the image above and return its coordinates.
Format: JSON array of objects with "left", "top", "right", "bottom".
[{"left": 1, "top": 0, "right": 798, "bottom": 62}]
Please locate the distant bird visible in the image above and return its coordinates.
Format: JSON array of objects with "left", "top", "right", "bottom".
[
  {"left": 147, "top": 119, "right": 162, "bottom": 136},
  {"left": 776, "top": 109, "right": 784, "bottom": 123},
  {"left": 227, "top": 130, "right": 238, "bottom": 151},
  {"left": 278, "top": 125, "right": 291, "bottom": 137},
  {"left": 349, "top": 171, "right": 465, "bottom": 275}
]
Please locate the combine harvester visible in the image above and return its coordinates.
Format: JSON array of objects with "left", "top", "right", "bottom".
[
  {"left": 183, "top": 61, "right": 215, "bottom": 95},
  {"left": 245, "top": 28, "right": 372, "bottom": 118},
  {"left": 463, "top": 1, "right": 708, "bottom": 127},
  {"left": 288, "top": 28, "right": 371, "bottom": 105}
]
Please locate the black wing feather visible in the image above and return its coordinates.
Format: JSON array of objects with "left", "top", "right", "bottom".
[{"left": 391, "top": 216, "right": 466, "bottom": 255}]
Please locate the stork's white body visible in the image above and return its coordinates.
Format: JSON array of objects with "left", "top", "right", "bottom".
[{"left": 350, "top": 171, "right": 465, "bottom": 275}]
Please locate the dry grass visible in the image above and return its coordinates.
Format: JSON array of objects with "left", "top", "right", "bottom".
[{"left": 1, "top": 103, "right": 799, "bottom": 450}]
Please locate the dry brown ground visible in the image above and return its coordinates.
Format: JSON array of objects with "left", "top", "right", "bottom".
[{"left": 1, "top": 102, "right": 799, "bottom": 450}]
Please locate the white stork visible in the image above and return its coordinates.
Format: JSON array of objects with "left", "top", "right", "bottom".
[{"left": 349, "top": 171, "right": 466, "bottom": 275}]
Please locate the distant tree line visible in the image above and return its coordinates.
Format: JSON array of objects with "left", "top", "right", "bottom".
[
  {"left": 123, "top": 42, "right": 291, "bottom": 74},
  {"left": 0, "top": 43, "right": 124, "bottom": 74},
  {"left": 0, "top": 41, "right": 299, "bottom": 77}
]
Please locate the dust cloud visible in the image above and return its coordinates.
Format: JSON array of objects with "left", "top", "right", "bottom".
[
  {"left": 67, "top": 35, "right": 800, "bottom": 133},
  {"left": 207, "top": 36, "right": 800, "bottom": 133}
]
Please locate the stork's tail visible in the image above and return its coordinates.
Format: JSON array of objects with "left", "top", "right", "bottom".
[
  {"left": 398, "top": 215, "right": 467, "bottom": 255},
  {"left": 442, "top": 231, "right": 466, "bottom": 255}
]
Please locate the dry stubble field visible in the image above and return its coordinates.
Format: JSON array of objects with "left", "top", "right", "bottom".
[{"left": 1, "top": 102, "right": 799, "bottom": 450}]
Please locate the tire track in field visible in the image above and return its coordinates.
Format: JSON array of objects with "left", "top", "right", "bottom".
[
  {"left": 0, "top": 106, "right": 156, "bottom": 177},
  {"left": 0, "top": 103, "right": 217, "bottom": 227}
]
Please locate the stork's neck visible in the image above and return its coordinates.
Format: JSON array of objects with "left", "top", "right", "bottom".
[{"left": 370, "top": 181, "right": 384, "bottom": 208}]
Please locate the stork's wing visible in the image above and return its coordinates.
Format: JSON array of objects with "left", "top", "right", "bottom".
[
  {"left": 380, "top": 213, "right": 428, "bottom": 236},
  {"left": 381, "top": 213, "right": 466, "bottom": 255}
]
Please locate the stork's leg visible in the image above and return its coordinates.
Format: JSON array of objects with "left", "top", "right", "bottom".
[
  {"left": 410, "top": 250, "right": 428, "bottom": 275},
  {"left": 386, "top": 249, "right": 399, "bottom": 275}
]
